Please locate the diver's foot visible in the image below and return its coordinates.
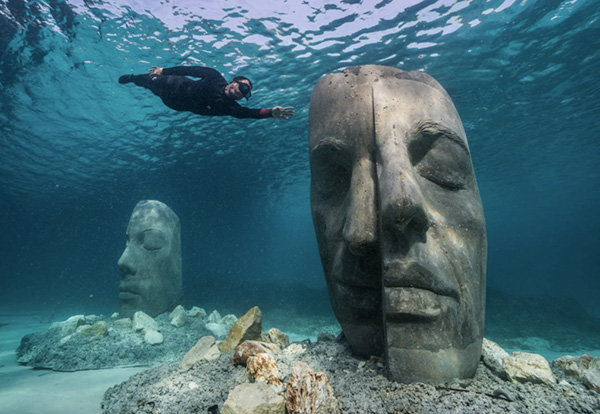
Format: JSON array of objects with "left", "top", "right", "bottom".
[{"left": 118, "top": 75, "right": 134, "bottom": 84}]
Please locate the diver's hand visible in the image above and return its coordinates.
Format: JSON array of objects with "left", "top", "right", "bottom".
[
  {"left": 272, "top": 106, "right": 294, "bottom": 120},
  {"left": 149, "top": 66, "right": 163, "bottom": 76}
]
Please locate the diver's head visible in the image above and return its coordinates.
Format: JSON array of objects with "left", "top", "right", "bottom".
[{"left": 225, "top": 76, "right": 253, "bottom": 100}]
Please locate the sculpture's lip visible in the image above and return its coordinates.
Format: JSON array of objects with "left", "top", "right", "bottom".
[
  {"left": 383, "top": 259, "right": 459, "bottom": 301},
  {"left": 118, "top": 289, "right": 140, "bottom": 300}
]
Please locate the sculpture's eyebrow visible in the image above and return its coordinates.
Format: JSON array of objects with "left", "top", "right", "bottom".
[
  {"left": 310, "top": 137, "right": 350, "bottom": 156},
  {"left": 413, "top": 121, "right": 470, "bottom": 156}
]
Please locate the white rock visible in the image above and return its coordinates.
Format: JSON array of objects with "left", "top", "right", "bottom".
[
  {"left": 204, "top": 343, "right": 221, "bottom": 362},
  {"left": 221, "top": 383, "right": 285, "bottom": 414},
  {"left": 133, "top": 311, "right": 158, "bottom": 333},
  {"left": 583, "top": 358, "right": 600, "bottom": 393},
  {"left": 503, "top": 352, "right": 556, "bottom": 385},
  {"left": 189, "top": 381, "right": 199, "bottom": 390},
  {"left": 283, "top": 343, "right": 306, "bottom": 356},
  {"left": 169, "top": 305, "right": 188, "bottom": 328},
  {"left": 111, "top": 312, "right": 119, "bottom": 318},
  {"left": 113, "top": 318, "right": 132, "bottom": 328},
  {"left": 206, "top": 322, "right": 228, "bottom": 338},
  {"left": 207, "top": 310, "right": 222, "bottom": 324},
  {"left": 59, "top": 334, "right": 73, "bottom": 345},
  {"left": 221, "top": 314, "right": 238, "bottom": 328},
  {"left": 144, "top": 329, "right": 164, "bottom": 345},
  {"left": 179, "top": 336, "right": 216, "bottom": 371},
  {"left": 481, "top": 338, "right": 509, "bottom": 379},
  {"left": 51, "top": 315, "right": 86, "bottom": 337},
  {"left": 187, "top": 306, "right": 206, "bottom": 318}
]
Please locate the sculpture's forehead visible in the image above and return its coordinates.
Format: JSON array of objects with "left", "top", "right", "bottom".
[
  {"left": 310, "top": 73, "right": 467, "bottom": 149},
  {"left": 128, "top": 207, "right": 173, "bottom": 234}
]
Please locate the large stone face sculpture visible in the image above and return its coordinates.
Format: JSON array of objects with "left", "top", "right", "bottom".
[
  {"left": 118, "top": 200, "right": 183, "bottom": 318},
  {"left": 309, "top": 65, "right": 487, "bottom": 384}
]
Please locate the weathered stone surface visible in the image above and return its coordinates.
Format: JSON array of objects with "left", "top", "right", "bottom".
[
  {"left": 222, "top": 314, "right": 238, "bottom": 328},
  {"left": 206, "top": 322, "right": 228, "bottom": 338},
  {"left": 144, "top": 329, "right": 164, "bottom": 345},
  {"left": 207, "top": 310, "right": 222, "bottom": 324},
  {"left": 481, "top": 338, "right": 509, "bottom": 380},
  {"left": 247, "top": 353, "right": 282, "bottom": 390},
  {"left": 504, "top": 352, "right": 556, "bottom": 385},
  {"left": 51, "top": 315, "right": 86, "bottom": 337},
  {"left": 554, "top": 354, "right": 598, "bottom": 380},
  {"left": 204, "top": 343, "right": 221, "bottom": 362},
  {"left": 309, "top": 65, "right": 487, "bottom": 384},
  {"left": 285, "top": 361, "right": 341, "bottom": 414},
  {"left": 169, "top": 305, "right": 188, "bottom": 328},
  {"left": 232, "top": 340, "right": 279, "bottom": 367},
  {"left": 218, "top": 306, "right": 262, "bottom": 353},
  {"left": 583, "top": 359, "right": 600, "bottom": 393},
  {"left": 179, "top": 336, "right": 216, "bottom": 371},
  {"left": 117, "top": 200, "right": 183, "bottom": 319},
  {"left": 221, "top": 382, "right": 285, "bottom": 414},
  {"left": 261, "top": 328, "right": 290, "bottom": 349},
  {"left": 187, "top": 306, "right": 206, "bottom": 318},
  {"left": 113, "top": 318, "right": 132, "bottom": 328},
  {"left": 77, "top": 321, "right": 108, "bottom": 338},
  {"left": 133, "top": 311, "right": 159, "bottom": 333}
]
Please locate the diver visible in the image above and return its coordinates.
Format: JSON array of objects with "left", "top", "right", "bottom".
[{"left": 118, "top": 66, "right": 295, "bottom": 120}]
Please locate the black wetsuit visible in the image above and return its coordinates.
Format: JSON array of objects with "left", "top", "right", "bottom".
[{"left": 119, "top": 66, "right": 272, "bottom": 119}]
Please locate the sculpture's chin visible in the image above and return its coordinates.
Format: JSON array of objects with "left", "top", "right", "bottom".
[{"left": 386, "top": 339, "right": 483, "bottom": 384}]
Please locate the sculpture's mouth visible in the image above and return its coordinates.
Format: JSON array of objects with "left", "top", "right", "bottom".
[
  {"left": 382, "top": 259, "right": 459, "bottom": 322},
  {"left": 383, "top": 259, "right": 459, "bottom": 301},
  {"left": 118, "top": 285, "right": 141, "bottom": 301},
  {"left": 118, "top": 291, "right": 140, "bottom": 301}
]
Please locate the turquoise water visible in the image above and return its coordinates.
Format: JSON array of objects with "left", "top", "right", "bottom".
[{"left": 1, "top": 0, "right": 599, "bottom": 348}]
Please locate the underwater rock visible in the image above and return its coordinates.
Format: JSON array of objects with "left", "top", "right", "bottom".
[
  {"left": 555, "top": 354, "right": 600, "bottom": 393},
  {"left": 144, "top": 329, "right": 163, "bottom": 345},
  {"left": 481, "top": 338, "right": 509, "bottom": 380},
  {"left": 101, "top": 338, "right": 600, "bottom": 414},
  {"left": 221, "top": 382, "right": 285, "bottom": 414},
  {"left": 285, "top": 361, "right": 341, "bottom": 414},
  {"left": 207, "top": 310, "right": 222, "bottom": 324},
  {"left": 233, "top": 340, "right": 280, "bottom": 367},
  {"left": 222, "top": 314, "right": 238, "bottom": 328},
  {"left": 113, "top": 317, "right": 132, "bottom": 328},
  {"left": 179, "top": 336, "right": 216, "bottom": 371},
  {"left": 261, "top": 328, "right": 290, "bottom": 349},
  {"left": 584, "top": 361, "right": 600, "bottom": 394},
  {"left": 219, "top": 306, "right": 262, "bottom": 353},
  {"left": 246, "top": 353, "right": 282, "bottom": 390},
  {"left": 77, "top": 321, "right": 108, "bottom": 338},
  {"left": 187, "top": 306, "right": 206, "bottom": 318},
  {"left": 51, "top": 315, "right": 86, "bottom": 337},
  {"left": 169, "top": 305, "right": 188, "bottom": 328},
  {"left": 503, "top": 352, "right": 556, "bottom": 385},
  {"left": 132, "top": 311, "right": 158, "bottom": 333},
  {"left": 17, "top": 311, "right": 211, "bottom": 371},
  {"left": 206, "top": 322, "right": 228, "bottom": 338}
]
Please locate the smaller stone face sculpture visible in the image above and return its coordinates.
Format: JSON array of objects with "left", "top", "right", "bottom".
[{"left": 118, "top": 200, "right": 183, "bottom": 318}]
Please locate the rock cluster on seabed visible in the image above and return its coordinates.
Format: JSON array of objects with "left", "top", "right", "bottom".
[{"left": 101, "top": 307, "right": 600, "bottom": 414}]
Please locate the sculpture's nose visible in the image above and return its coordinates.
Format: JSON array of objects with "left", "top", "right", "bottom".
[
  {"left": 117, "top": 248, "right": 136, "bottom": 277},
  {"left": 343, "top": 159, "right": 379, "bottom": 256},
  {"left": 380, "top": 171, "right": 429, "bottom": 246}
]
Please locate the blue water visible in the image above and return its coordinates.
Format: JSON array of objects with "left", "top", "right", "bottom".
[{"left": 1, "top": 0, "right": 599, "bottom": 346}]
